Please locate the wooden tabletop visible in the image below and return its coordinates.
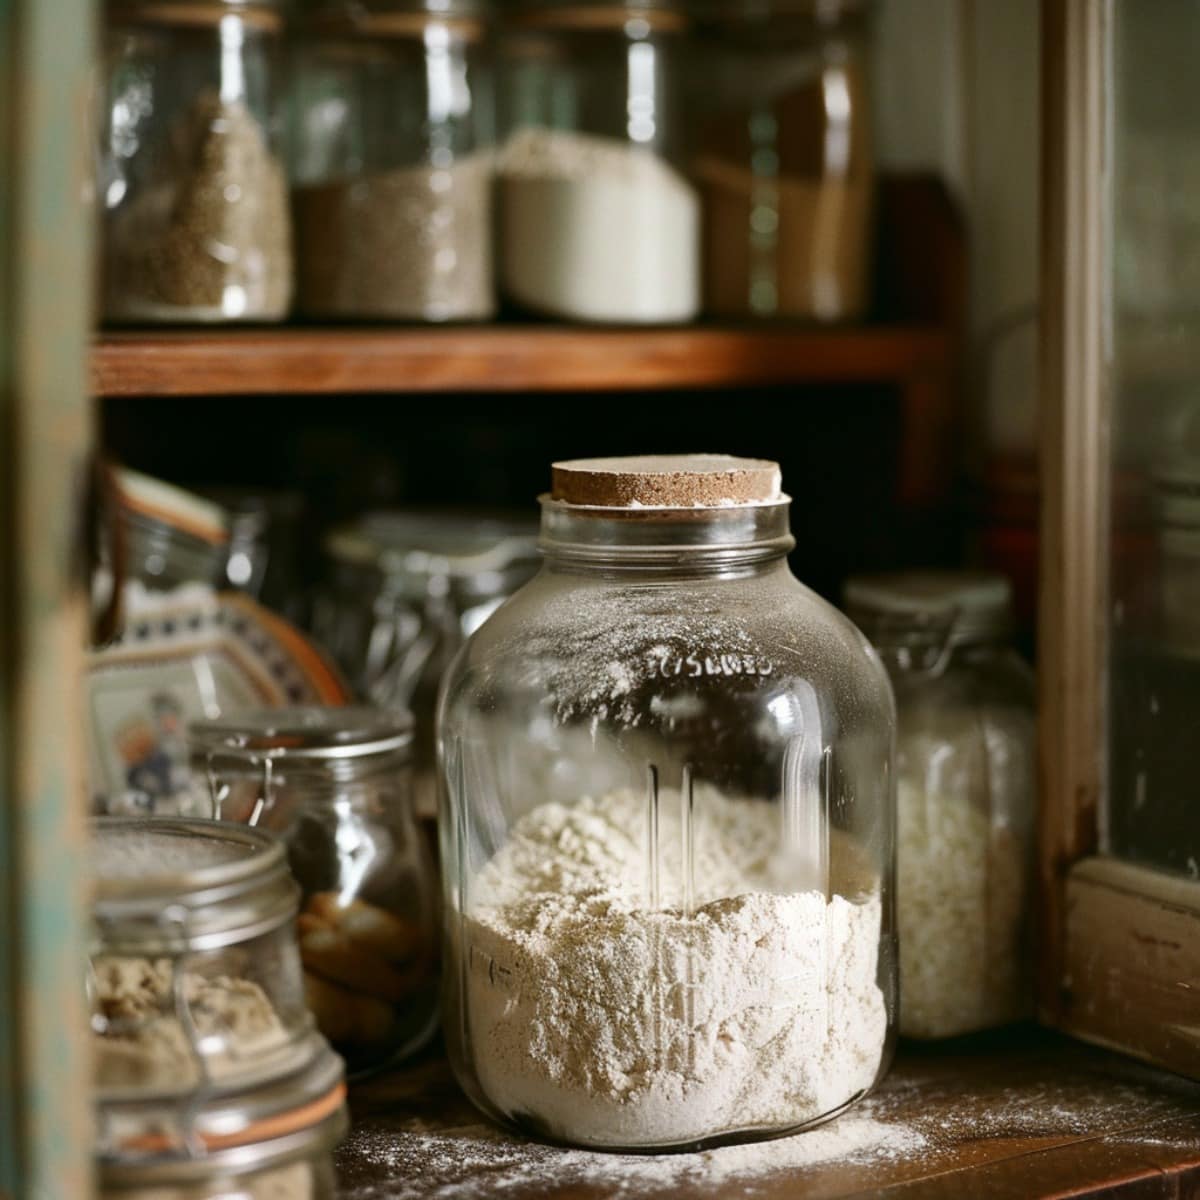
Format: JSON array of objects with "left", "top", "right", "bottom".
[{"left": 335, "top": 1027, "right": 1200, "bottom": 1199}]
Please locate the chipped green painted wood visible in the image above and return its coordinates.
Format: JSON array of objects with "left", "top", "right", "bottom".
[{"left": 1, "top": 0, "right": 95, "bottom": 1192}]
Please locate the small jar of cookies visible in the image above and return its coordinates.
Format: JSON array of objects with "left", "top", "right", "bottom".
[{"left": 188, "top": 707, "right": 438, "bottom": 1074}]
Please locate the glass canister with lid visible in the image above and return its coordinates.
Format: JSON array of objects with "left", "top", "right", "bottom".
[
  {"left": 290, "top": 0, "right": 495, "bottom": 321},
  {"left": 844, "top": 570, "right": 1035, "bottom": 1040},
  {"left": 310, "top": 512, "right": 540, "bottom": 819},
  {"left": 692, "top": 0, "right": 875, "bottom": 321},
  {"left": 438, "top": 455, "right": 896, "bottom": 1151},
  {"left": 188, "top": 707, "right": 439, "bottom": 1074},
  {"left": 97, "top": 0, "right": 292, "bottom": 322},
  {"left": 90, "top": 818, "right": 345, "bottom": 1159},
  {"left": 496, "top": 0, "right": 701, "bottom": 322}
]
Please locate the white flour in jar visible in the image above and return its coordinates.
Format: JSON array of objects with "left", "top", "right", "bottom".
[
  {"left": 463, "top": 787, "right": 887, "bottom": 1148},
  {"left": 498, "top": 128, "right": 700, "bottom": 323}
]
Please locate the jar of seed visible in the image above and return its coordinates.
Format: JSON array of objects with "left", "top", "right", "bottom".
[
  {"left": 97, "top": 0, "right": 293, "bottom": 323},
  {"left": 291, "top": 0, "right": 495, "bottom": 321}
]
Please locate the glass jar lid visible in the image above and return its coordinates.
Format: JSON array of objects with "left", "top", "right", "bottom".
[
  {"left": 188, "top": 709, "right": 414, "bottom": 810},
  {"left": 844, "top": 570, "right": 1013, "bottom": 646},
  {"left": 325, "top": 511, "right": 540, "bottom": 602},
  {"left": 93, "top": 817, "right": 296, "bottom": 952},
  {"left": 191, "top": 705, "right": 414, "bottom": 763}
]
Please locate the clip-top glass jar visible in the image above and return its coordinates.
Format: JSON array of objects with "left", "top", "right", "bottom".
[
  {"left": 90, "top": 818, "right": 345, "bottom": 1163},
  {"left": 291, "top": 0, "right": 495, "bottom": 320},
  {"left": 439, "top": 455, "right": 896, "bottom": 1151},
  {"left": 189, "top": 707, "right": 439, "bottom": 1075},
  {"left": 97, "top": 0, "right": 293, "bottom": 322},
  {"left": 496, "top": 0, "right": 700, "bottom": 322},
  {"left": 844, "top": 571, "right": 1035, "bottom": 1040},
  {"left": 310, "top": 512, "right": 540, "bottom": 819},
  {"left": 693, "top": 0, "right": 874, "bottom": 321}
]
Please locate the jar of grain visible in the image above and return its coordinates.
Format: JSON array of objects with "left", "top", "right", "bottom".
[
  {"left": 440, "top": 455, "right": 896, "bottom": 1151},
  {"left": 89, "top": 817, "right": 347, "bottom": 1167},
  {"left": 693, "top": 0, "right": 875, "bottom": 321},
  {"left": 496, "top": 1, "right": 700, "bottom": 323},
  {"left": 188, "top": 707, "right": 439, "bottom": 1076},
  {"left": 844, "top": 571, "right": 1035, "bottom": 1040},
  {"left": 97, "top": 0, "right": 293, "bottom": 323},
  {"left": 291, "top": 0, "right": 495, "bottom": 321}
]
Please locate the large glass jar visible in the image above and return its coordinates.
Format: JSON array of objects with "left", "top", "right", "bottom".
[
  {"left": 496, "top": 1, "right": 700, "bottom": 322},
  {"left": 844, "top": 571, "right": 1035, "bottom": 1040},
  {"left": 291, "top": 0, "right": 494, "bottom": 321},
  {"left": 97, "top": 0, "right": 292, "bottom": 323},
  {"left": 693, "top": 0, "right": 874, "bottom": 321},
  {"left": 310, "top": 512, "right": 540, "bottom": 820},
  {"left": 89, "top": 818, "right": 344, "bottom": 1156},
  {"left": 439, "top": 455, "right": 896, "bottom": 1151},
  {"left": 189, "top": 707, "right": 439, "bottom": 1075}
]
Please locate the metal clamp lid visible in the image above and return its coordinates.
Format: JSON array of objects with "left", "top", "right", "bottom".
[{"left": 189, "top": 705, "right": 414, "bottom": 763}]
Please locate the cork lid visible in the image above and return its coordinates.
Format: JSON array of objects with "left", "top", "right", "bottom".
[{"left": 551, "top": 455, "right": 783, "bottom": 509}]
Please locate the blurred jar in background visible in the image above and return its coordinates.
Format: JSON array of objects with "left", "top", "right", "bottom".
[
  {"left": 291, "top": 0, "right": 495, "bottom": 321},
  {"left": 200, "top": 487, "right": 308, "bottom": 624},
  {"left": 310, "top": 513, "right": 539, "bottom": 819},
  {"left": 845, "top": 571, "right": 1035, "bottom": 1040},
  {"left": 97, "top": 0, "right": 292, "bottom": 323},
  {"left": 189, "top": 707, "right": 439, "bottom": 1075},
  {"left": 693, "top": 0, "right": 875, "bottom": 321},
  {"left": 496, "top": 0, "right": 700, "bottom": 322}
]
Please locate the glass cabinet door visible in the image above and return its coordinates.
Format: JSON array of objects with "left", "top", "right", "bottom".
[
  {"left": 1040, "top": 0, "right": 1200, "bottom": 1079},
  {"left": 1107, "top": 0, "right": 1200, "bottom": 879}
]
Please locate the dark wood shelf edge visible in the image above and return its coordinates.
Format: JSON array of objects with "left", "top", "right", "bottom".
[{"left": 92, "top": 324, "right": 951, "bottom": 398}]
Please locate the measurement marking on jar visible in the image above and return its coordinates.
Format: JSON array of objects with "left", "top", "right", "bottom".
[{"left": 681, "top": 764, "right": 697, "bottom": 1075}]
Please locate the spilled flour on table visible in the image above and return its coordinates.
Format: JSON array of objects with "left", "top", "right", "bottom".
[{"left": 337, "top": 1111, "right": 924, "bottom": 1198}]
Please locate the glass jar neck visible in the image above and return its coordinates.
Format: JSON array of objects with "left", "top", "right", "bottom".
[{"left": 538, "top": 497, "right": 795, "bottom": 576}]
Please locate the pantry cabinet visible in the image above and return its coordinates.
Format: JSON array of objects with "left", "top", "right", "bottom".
[
  {"left": 1039, "top": 0, "right": 1200, "bottom": 1078},
  {"left": 4, "top": 0, "right": 1200, "bottom": 1195}
]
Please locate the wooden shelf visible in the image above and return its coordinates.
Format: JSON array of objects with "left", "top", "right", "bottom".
[
  {"left": 91, "top": 177, "right": 965, "bottom": 509},
  {"left": 92, "top": 324, "right": 951, "bottom": 398},
  {"left": 336, "top": 1028, "right": 1200, "bottom": 1199}
]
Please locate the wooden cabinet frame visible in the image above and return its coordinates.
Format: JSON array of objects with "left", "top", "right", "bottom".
[
  {"left": 1038, "top": 0, "right": 1200, "bottom": 1078},
  {"left": 0, "top": 0, "right": 94, "bottom": 1194}
]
